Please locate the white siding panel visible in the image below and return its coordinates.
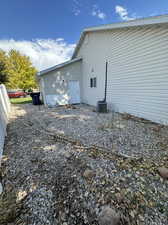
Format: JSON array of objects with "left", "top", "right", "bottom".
[{"left": 77, "top": 25, "right": 168, "bottom": 124}]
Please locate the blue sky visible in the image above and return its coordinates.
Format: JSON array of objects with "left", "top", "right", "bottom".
[{"left": 0, "top": 0, "right": 167, "bottom": 70}]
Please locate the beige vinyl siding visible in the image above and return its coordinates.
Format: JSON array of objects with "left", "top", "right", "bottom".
[{"left": 77, "top": 24, "right": 168, "bottom": 124}]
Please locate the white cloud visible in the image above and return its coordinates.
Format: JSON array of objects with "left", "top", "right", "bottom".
[
  {"left": 115, "top": 5, "right": 135, "bottom": 21},
  {"left": 74, "top": 9, "right": 81, "bottom": 16},
  {"left": 92, "top": 5, "right": 106, "bottom": 20},
  {"left": 0, "top": 39, "right": 75, "bottom": 71},
  {"left": 72, "top": 0, "right": 81, "bottom": 16}
]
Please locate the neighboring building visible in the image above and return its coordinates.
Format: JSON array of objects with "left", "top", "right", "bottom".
[{"left": 38, "top": 15, "right": 168, "bottom": 124}]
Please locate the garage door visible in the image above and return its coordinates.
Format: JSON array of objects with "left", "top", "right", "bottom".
[{"left": 106, "top": 25, "right": 168, "bottom": 124}]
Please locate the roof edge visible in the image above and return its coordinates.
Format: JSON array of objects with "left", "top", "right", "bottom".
[
  {"left": 37, "top": 57, "right": 82, "bottom": 76},
  {"left": 72, "top": 14, "right": 168, "bottom": 59}
]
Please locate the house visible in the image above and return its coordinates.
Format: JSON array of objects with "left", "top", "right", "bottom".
[{"left": 37, "top": 15, "right": 168, "bottom": 124}]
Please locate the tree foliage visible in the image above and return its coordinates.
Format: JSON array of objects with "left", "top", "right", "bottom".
[
  {"left": 0, "top": 49, "right": 37, "bottom": 90},
  {"left": 7, "top": 50, "right": 37, "bottom": 90},
  {"left": 0, "top": 50, "right": 8, "bottom": 84}
]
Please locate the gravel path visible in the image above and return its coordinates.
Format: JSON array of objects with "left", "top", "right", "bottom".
[{"left": 0, "top": 104, "right": 167, "bottom": 225}]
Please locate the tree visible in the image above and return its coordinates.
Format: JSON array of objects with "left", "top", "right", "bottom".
[
  {"left": 0, "top": 50, "right": 8, "bottom": 84},
  {"left": 7, "top": 50, "right": 37, "bottom": 90}
]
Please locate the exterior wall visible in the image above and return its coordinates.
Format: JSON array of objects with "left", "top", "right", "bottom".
[
  {"left": 40, "top": 60, "right": 82, "bottom": 105},
  {"left": 77, "top": 24, "right": 168, "bottom": 124}
]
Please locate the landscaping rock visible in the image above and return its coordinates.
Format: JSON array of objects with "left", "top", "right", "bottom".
[
  {"left": 158, "top": 167, "right": 168, "bottom": 179},
  {"left": 1, "top": 104, "right": 168, "bottom": 225},
  {"left": 64, "top": 151, "right": 71, "bottom": 159},
  {"left": 83, "top": 169, "right": 94, "bottom": 179},
  {"left": 22, "top": 188, "right": 54, "bottom": 225},
  {"left": 46, "top": 104, "right": 168, "bottom": 160},
  {"left": 99, "top": 206, "right": 120, "bottom": 225}
]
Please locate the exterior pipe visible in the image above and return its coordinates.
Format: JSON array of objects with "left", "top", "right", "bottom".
[{"left": 104, "top": 61, "right": 108, "bottom": 102}]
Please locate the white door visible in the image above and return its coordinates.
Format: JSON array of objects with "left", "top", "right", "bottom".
[{"left": 68, "top": 80, "right": 80, "bottom": 104}]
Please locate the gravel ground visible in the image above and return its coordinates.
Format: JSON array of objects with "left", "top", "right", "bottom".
[
  {"left": 0, "top": 104, "right": 168, "bottom": 225},
  {"left": 40, "top": 104, "right": 167, "bottom": 159}
]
